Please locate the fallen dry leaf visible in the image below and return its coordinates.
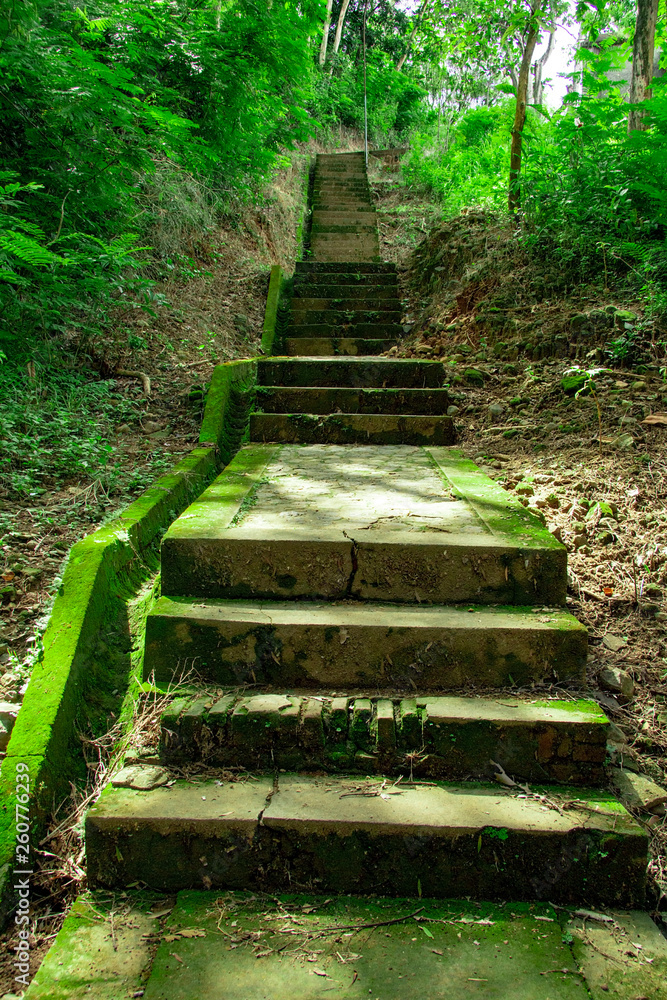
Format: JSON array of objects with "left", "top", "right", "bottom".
[{"left": 642, "top": 413, "right": 667, "bottom": 426}]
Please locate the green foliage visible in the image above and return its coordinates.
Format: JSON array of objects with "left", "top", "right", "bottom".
[
  {"left": 0, "top": 0, "right": 322, "bottom": 351},
  {"left": 403, "top": 102, "right": 514, "bottom": 213},
  {"left": 0, "top": 359, "right": 128, "bottom": 495}
]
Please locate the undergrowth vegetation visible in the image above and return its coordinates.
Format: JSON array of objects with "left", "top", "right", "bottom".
[{"left": 403, "top": 68, "right": 667, "bottom": 335}]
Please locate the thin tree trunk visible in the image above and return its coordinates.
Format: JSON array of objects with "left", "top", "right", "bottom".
[
  {"left": 319, "top": 0, "right": 334, "bottom": 67},
  {"left": 509, "top": 16, "right": 540, "bottom": 214},
  {"left": 628, "top": 0, "right": 659, "bottom": 131},
  {"left": 532, "top": 28, "right": 555, "bottom": 105},
  {"left": 332, "top": 0, "right": 351, "bottom": 56},
  {"left": 397, "top": 0, "right": 431, "bottom": 71}
]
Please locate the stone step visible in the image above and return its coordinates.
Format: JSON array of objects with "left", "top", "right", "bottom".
[
  {"left": 257, "top": 358, "right": 448, "bottom": 387},
  {"left": 310, "top": 249, "right": 382, "bottom": 263},
  {"left": 250, "top": 412, "right": 454, "bottom": 445},
  {"left": 28, "top": 888, "right": 667, "bottom": 1000},
  {"left": 144, "top": 597, "right": 586, "bottom": 689},
  {"left": 159, "top": 444, "right": 565, "bottom": 605},
  {"left": 311, "top": 211, "right": 381, "bottom": 224},
  {"left": 86, "top": 774, "right": 646, "bottom": 906},
  {"left": 292, "top": 284, "right": 399, "bottom": 299},
  {"left": 311, "top": 224, "right": 378, "bottom": 235},
  {"left": 295, "top": 261, "right": 396, "bottom": 273},
  {"left": 288, "top": 322, "right": 403, "bottom": 338},
  {"left": 290, "top": 309, "right": 401, "bottom": 326},
  {"left": 292, "top": 294, "right": 398, "bottom": 309},
  {"left": 160, "top": 691, "right": 609, "bottom": 785},
  {"left": 284, "top": 337, "right": 395, "bottom": 356},
  {"left": 294, "top": 271, "right": 397, "bottom": 286},
  {"left": 255, "top": 385, "right": 450, "bottom": 415}
]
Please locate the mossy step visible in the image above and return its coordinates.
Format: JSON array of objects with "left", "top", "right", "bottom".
[
  {"left": 256, "top": 385, "right": 450, "bottom": 415},
  {"left": 284, "top": 337, "right": 395, "bottom": 356},
  {"left": 249, "top": 412, "right": 455, "bottom": 445},
  {"left": 290, "top": 309, "right": 402, "bottom": 327},
  {"left": 292, "top": 298, "right": 396, "bottom": 311},
  {"left": 160, "top": 443, "right": 566, "bottom": 606},
  {"left": 86, "top": 774, "right": 646, "bottom": 906},
  {"left": 144, "top": 598, "right": 586, "bottom": 690},
  {"left": 311, "top": 225, "right": 378, "bottom": 235},
  {"left": 160, "top": 691, "right": 608, "bottom": 785},
  {"left": 294, "top": 270, "right": 397, "bottom": 285},
  {"left": 310, "top": 251, "right": 383, "bottom": 264},
  {"left": 288, "top": 322, "right": 403, "bottom": 338},
  {"left": 258, "top": 358, "right": 449, "bottom": 388},
  {"left": 311, "top": 211, "right": 382, "bottom": 224},
  {"left": 292, "top": 284, "right": 398, "bottom": 299},
  {"left": 295, "top": 262, "right": 396, "bottom": 273},
  {"left": 26, "top": 890, "right": 667, "bottom": 1000}
]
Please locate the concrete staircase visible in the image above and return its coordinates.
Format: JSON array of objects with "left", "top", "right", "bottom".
[
  {"left": 43, "top": 151, "right": 651, "bottom": 999},
  {"left": 86, "top": 432, "right": 647, "bottom": 909},
  {"left": 284, "top": 152, "right": 402, "bottom": 357}
]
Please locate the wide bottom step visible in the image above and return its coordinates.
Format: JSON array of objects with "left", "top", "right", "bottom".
[
  {"left": 27, "top": 890, "right": 667, "bottom": 1000},
  {"left": 86, "top": 775, "right": 647, "bottom": 906}
]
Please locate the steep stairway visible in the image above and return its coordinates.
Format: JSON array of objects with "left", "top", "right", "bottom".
[
  {"left": 86, "top": 432, "right": 647, "bottom": 910},
  {"left": 284, "top": 152, "right": 402, "bottom": 357},
  {"left": 27, "top": 152, "right": 654, "bottom": 999}
]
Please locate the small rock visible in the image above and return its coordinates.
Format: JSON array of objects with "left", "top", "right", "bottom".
[
  {"left": 645, "top": 583, "right": 663, "bottom": 600},
  {"left": 572, "top": 533, "right": 587, "bottom": 549},
  {"left": 118, "top": 424, "right": 132, "bottom": 434},
  {"left": 488, "top": 402, "right": 504, "bottom": 417},
  {"left": 612, "top": 432, "right": 634, "bottom": 450},
  {"left": 446, "top": 405, "right": 460, "bottom": 416},
  {"left": 550, "top": 526, "right": 563, "bottom": 543},
  {"left": 599, "top": 666, "right": 634, "bottom": 701},
  {"left": 609, "top": 768, "right": 667, "bottom": 813},
  {"left": 142, "top": 420, "right": 163, "bottom": 434},
  {"left": 607, "top": 722, "right": 627, "bottom": 745},
  {"left": 602, "top": 634, "right": 626, "bottom": 652},
  {"left": 596, "top": 530, "right": 615, "bottom": 546},
  {"left": 112, "top": 765, "right": 171, "bottom": 790},
  {"left": 515, "top": 483, "right": 534, "bottom": 497},
  {"left": 630, "top": 380, "right": 646, "bottom": 391}
]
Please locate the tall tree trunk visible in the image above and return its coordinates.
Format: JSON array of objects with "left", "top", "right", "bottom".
[
  {"left": 319, "top": 0, "right": 334, "bottom": 67},
  {"left": 332, "top": 0, "right": 351, "bottom": 57},
  {"left": 628, "top": 0, "right": 659, "bottom": 131},
  {"left": 397, "top": 0, "right": 431, "bottom": 71},
  {"left": 509, "top": 16, "right": 540, "bottom": 215},
  {"left": 532, "top": 28, "right": 555, "bottom": 105}
]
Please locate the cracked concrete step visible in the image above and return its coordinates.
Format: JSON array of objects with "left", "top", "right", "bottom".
[
  {"left": 160, "top": 691, "right": 609, "bottom": 785},
  {"left": 255, "top": 386, "right": 450, "bottom": 415},
  {"left": 284, "top": 337, "right": 395, "bottom": 356},
  {"left": 86, "top": 774, "right": 647, "bottom": 906},
  {"left": 258, "top": 358, "right": 449, "bottom": 387},
  {"left": 159, "top": 444, "right": 566, "bottom": 605},
  {"left": 249, "top": 413, "right": 454, "bottom": 444},
  {"left": 144, "top": 598, "right": 586, "bottom": 690}
]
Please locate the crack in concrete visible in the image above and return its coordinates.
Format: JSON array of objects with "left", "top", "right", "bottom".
[
  {"left": 342, "top": 530, "right": 359, "bottom": 597},
  {"left": 256, "top": 772, "right": 280, "bottom": 830}
]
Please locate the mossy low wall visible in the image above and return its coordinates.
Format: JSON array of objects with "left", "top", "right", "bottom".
[{"left": 0, "top": 358, "right": 258, "bottom": 926}]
